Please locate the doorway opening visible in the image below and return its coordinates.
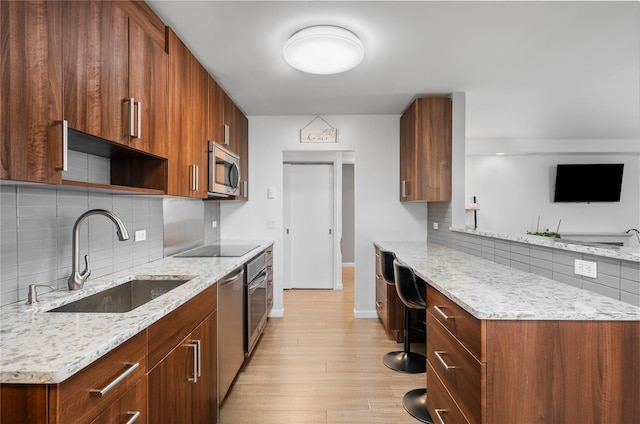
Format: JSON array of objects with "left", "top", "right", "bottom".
[{"left": 282, "top": 151, "right": 355, "bottom": 293}]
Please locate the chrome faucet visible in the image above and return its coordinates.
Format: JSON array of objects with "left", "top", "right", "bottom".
[{"left": 68, "top": 209, "right": 130, "bottom": 290}]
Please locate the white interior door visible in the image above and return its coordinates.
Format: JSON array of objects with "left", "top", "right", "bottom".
[{"left": 284, "top": 163, "right": 334, "bottom": 289}]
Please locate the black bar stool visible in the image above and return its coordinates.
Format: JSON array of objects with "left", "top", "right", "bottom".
[
  {"left": 380, "top": 249, "right": 426, "bottom": 374},
  {"left": 393, "top": 259, "right": 433, "bottom": 423}
]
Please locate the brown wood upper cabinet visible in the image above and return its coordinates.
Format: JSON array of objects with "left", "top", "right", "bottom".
[
  {"left": 399, "top": 97, "right": 452, "bottom": 202},
  {"left": 166, "top": 28, "right": 207, "bottom": 198},
  {"left": 62, "top": 1, "right": 168, "bottom": 157},
  {"left": 207, "top": 76, "right": 249, "bottom": 200},
  {"left": 1, "top": 1, "right": 64, "bottom": 184}
]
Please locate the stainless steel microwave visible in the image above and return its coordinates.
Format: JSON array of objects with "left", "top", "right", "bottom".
[{"left": 208, "top": 142, "right": 240, "bottom": 197}]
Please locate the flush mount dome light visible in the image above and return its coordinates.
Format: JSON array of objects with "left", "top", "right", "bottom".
[{"left": 283, "top": 25, "right": 364, "bottom": 75}]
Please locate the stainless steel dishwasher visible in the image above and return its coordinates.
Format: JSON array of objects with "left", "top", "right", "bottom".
[{"left": 217, "top": 266, "right": 245, "bottom": 404}]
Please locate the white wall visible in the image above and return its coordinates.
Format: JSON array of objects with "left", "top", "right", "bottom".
[
  {"left": 466, "top": 154, "right": 640, "bottom": 245},
  {"left": 220, "top": 115, "right": 427, "bottom": 318}
]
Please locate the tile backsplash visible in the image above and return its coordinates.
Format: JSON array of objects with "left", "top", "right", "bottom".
[
  {"left": 427, "top": 201, "right": 640, "bottom": 306},
  {"left": 0, "top": 185, "right": 164, "bottom": 306}
]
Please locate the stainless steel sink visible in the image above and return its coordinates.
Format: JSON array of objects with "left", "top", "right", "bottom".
[{"left": 48, "top": 278, "right": 192, "bottom": 313}]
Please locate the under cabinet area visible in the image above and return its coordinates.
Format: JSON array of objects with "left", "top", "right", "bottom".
[{"left": 399, "top": 96, "right": 452, "bottom": 202}]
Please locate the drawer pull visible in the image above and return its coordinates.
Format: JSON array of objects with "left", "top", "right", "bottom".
[
  {"left": 434, "top": 305, "right": 455, "bottom": 320},
  {"left": 434, "top": 351, "right": 458, "bottom": 371},
  {"left": 375, "top": 301, "right": 382, "bottom": 309},
  {"left": 125, "top": 411, "right": 141, "bottom": 424},
  {"left": 434, "top": 408, "right": 448, "bottom": 424},
  {"left": 89, "top": 362, "right": 140, "bottom": 398}
]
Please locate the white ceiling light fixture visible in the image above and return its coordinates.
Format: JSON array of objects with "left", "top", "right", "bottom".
[{"left": 283, "top": 25, "right": 365, "bottom": 75}]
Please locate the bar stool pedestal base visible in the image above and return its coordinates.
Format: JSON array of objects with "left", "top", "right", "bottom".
[
  {"left": 382, "top": 351, "right": 426, "bottom": 374},
  {"left": 403, "top": 388, "right": 433, "bottom": 423}
]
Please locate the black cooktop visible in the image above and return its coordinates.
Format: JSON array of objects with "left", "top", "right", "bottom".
[{"left": 175, "top": 243, "right": 259, "bottom": 258}]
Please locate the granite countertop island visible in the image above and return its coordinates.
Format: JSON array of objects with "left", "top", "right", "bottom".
[
  {"left": 0, "top": 241, "right": 273, "bottom": 385},
  {"left": 375, "top": 241, "right": 640, "bottom": 321}
]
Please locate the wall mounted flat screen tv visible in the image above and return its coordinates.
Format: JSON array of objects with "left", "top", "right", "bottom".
[{"left": 553, "top": 164, "right": 623, "bottom": 202}]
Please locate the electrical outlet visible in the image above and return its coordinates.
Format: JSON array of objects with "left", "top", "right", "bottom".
[
  {"left": 433, "top": 222, "right": 439, "bottom": 230},
  {"left": 574, "top": 259, "right": 597, "bottom": 278},
  {"left": 211, "top": 220, "right": 217, "bottom": 228},
  {"left": 266, "top": 219, "right": 276, "bottom": 229},
  {"left": 134, "top": 230, "right": 146, "bottom": 242}
]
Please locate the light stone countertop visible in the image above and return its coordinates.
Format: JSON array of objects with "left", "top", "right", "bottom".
[
  {"left": 375, "top": 241, "right": 640, "bottom": 322},
  {"left": 0, "top": 241, "right": 273, "bottom": 385},
  {"left": 451, "top": 227, "right": 640, "bottom": 263}
]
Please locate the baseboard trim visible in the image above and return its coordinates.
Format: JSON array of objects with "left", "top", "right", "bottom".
[
  {"left": 353, "top": 308, "right": 378, "bottom": 319},
  {"left": 268, "top": 307, "right": 284, "bottom": 318}
]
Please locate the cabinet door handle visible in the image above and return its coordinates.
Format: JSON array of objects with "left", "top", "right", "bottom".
[
  {"left": 433, "top": 305, "right": 454, "bottom": 320},
  {"left": 224, "top": 124, "right": 230, "bottom": 145},
  {"left": 184, "top": 342, "right": 199, "bottom": 383},
  {"left": 135, "top": 101, "right": 142, "bottom": 139},
  {"left": 434, "top": 409, "right": 448, "bottom": 424},
  {"left": 61, "top": 119, "right": 68, "bottom": 171},
  {"left": 89, "top": 362, "right": 139, "bottom": 397},
  {"left": 125, "top": 411, "right": 141, "bottom": 424},
  {"left": 375, "top": 301, "right": 382, "bottom": 309},
  {"left": 128, "top": 98, "right": 135, "bottom": 137},
  {"left": 195, "top": 165, "right": 199, "bottom": 192},
  {"left": 194, "top": 339, "right": 202, "bottom": 378},
  {"left": 434, "top": 351, "right": 457, "bottom": 371},
  {"left": 190, "top": 164, "right": 198, "bottom": 191},
  {"left": 243, "top": 180, "right": 248, "bottom": 198},
  {"left": 402, "top": 180, "right": 407, "bottom": 198}
]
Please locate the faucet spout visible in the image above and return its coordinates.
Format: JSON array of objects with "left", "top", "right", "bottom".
[{"left": 68, "top": 209, "right": 130, "bottom": 290}]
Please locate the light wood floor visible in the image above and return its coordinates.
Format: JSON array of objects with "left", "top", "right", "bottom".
[{"left": 220, "top": 267, "right": 426, "bottom": 423}]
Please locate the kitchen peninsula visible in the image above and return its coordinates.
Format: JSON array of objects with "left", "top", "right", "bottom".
[{"left": 375, "top": 241, "right": 639, "bottom": 423}]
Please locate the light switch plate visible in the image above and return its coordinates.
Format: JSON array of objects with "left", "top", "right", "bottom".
[
  {"left": 433, "top": 222, "right": 439, "bottom": 230},
  {"left": 267, "top": 187, "right": 276, "bottom": 199},
  {"left": 134, "top": 230, "right": 146, "bottom": 242}
]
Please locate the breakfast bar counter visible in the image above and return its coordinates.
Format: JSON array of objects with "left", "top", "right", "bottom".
[
  {"left": 374, "top": 241, "right": 639, "bottom": 321},
  {"left": 374, "top": 241, "right": 639, "bottom": 423}
]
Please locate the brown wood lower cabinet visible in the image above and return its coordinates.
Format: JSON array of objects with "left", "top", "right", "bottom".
[
  {"left": 0, "top": 332, "right": 147, "bottom": 424},
  {"left": 89, "top": 377, "right": 147, "bottom": 424},
  {"left": 266, "top": 245, "right": 274, "bottom": 311},
  {"left": 0, "top": 283, "right": 219, "bottom": 424},
  {"left": 148, "top": 311, "right": 217, "bottom": 424},
  {"left": 426, "top": 285, "right": 640, "bottom": 424},
  {"left": 375, "top": 247, "right": 402, "bottom": 342},
  {"left": 147, "top": 283, "right": 218, "bottom": 424}
]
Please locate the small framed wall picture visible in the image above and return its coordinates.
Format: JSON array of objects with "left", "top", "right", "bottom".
[{"left": 299, "top": 116, "right": 338, "bottom": 143}]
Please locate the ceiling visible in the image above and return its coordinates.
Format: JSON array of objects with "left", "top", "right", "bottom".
[{"left": 146, "top": 1, "right": 640, "bottom": 141}]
